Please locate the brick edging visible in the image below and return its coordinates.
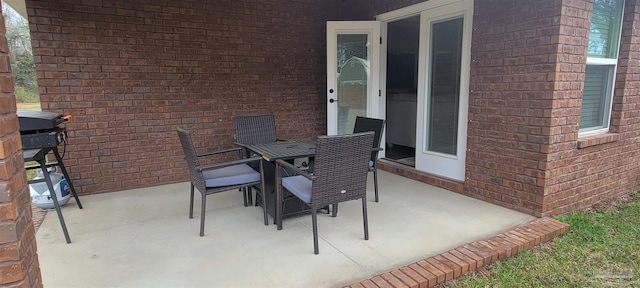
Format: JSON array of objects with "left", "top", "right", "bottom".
[{"left": 344, "top": 217, "right": 569, "bottom": 288}]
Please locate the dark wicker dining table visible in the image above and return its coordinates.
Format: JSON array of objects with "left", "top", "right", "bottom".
[
  {"left": 240, "top": 140, "right": 316, "bottom": 161},
  {"left": 236, "top": 140, "right": 316, "bottom": 220}
]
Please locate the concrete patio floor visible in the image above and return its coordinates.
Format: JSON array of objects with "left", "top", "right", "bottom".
[{"left": 36, "top": 170, "right": 535, "bottom": 287}]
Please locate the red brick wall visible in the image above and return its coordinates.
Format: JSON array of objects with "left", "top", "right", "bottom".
[
  {"left": 354, "top": 0, "right": 640, "bottom": 216},
  {"left": 0, "top": 4, "right": 42, "bottom": 287},
  {"left": 467, "top": 0, "right": 562, "bottom": 216},
  {"left": 27, "top": 0, "right": 640, "bottom": 216},
  {"left": 541, "top": 0, "right": 640, "bottom": 215},
  {"left": 26, "top": 0, "right": 339, "bottom": 194},
  {"left": 348, "top": 0, "right": 426, "bottom": 19},
  {"left": 348, "top": 0, "right": 557, "bottom": 214},
  {"left": 462, "top": 0, "right": 640, "bottom": 216}
]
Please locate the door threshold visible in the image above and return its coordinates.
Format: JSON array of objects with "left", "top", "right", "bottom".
[
  {"left": 382, "top": 157, "right": 415, "bottom": 167},
  {"left": 378, "top": 159, "right": 464, "bottom": 193}
]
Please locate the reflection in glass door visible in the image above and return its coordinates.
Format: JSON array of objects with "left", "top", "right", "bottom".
[
  {"left": 427, "top": 18, "right": 463, "bottom": 155},
  {"left": 326, "top": 21, "right": 381, "bottom": 135},
  {"left": 336, "top": 34, "right": 369, "bottom": 134},
  {"left": 414, "top": 0, "right": 472, "bottom": 181}
]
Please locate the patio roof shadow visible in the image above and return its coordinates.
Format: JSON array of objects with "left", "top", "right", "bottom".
[{"left": 36, "top": 170, "right": 535, "bottom": 287}]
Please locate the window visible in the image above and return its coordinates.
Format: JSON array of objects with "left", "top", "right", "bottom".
[{"left": 580, "top": 0, "right": 624, "bottom": 133}]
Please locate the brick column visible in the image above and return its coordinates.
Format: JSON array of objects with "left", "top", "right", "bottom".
[
  {"left": 467, "top": 0, "right": 563, "bottom": 216},
  {"left": 0, "top": 5, "right": 43, "bottom": 287}
]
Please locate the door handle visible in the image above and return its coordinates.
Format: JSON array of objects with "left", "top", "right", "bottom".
[{"left": 329, "top": 98, "right": 337, "bottom": 103}]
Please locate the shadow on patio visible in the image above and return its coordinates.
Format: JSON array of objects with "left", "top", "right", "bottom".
[{"left": 35, "top": 170, "right": 534, "bottom": 287}]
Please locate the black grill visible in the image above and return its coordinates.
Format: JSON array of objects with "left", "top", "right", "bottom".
[{"left": 17, "top": 110, "right": 68, "bottom": 150}]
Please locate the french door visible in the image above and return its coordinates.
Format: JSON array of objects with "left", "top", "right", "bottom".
[
  {"left": 414, "top": 2, "right": 472, "bottom": 181},
  {"left": 327, "top": 0, "right": 472, "bottom": 181},
  {"left": 326, "top": 21, "right": 382, "bottom": 135}
]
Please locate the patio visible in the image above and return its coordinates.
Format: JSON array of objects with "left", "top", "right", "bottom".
[{"left": 35, "top": 170, "right": 534, "bottom": 287}]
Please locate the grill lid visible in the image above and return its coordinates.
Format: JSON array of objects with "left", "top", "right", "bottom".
[{"left": 17, "top": 110, "right": 65, "bottom": 132}]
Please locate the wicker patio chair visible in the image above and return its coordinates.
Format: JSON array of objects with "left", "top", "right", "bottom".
[
  {"left": 176, "top": 127, "right": 268, "bottom": 237},
  {"left": 331, "top": 116, "right": 386, "bottom": 217},
  {"left": 233, "top": 114, "right": 278, "bottom": 206},
  {"left": 233, "top": 114, "right": 277, "bottom": 145},
  {"left": 275, "top": 132, "right": 374, "bottom": 254},
  {"left": 353, "top": 116, "right": 386, "bottom": 202}
]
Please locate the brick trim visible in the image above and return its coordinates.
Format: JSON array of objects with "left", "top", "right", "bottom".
[
  {"left": 344, "top": 217, "right": 569, "bottom": 288},
  {"left": 576, "top": 133, "right": 620, "bottom": 149}
]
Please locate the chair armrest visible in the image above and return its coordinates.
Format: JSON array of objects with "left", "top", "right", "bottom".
[
  {"left": 275, "top": 159, "right": 314, "bottom": 180},
  {"left": 197, "top": 147, "right": 242, "bottom": 157},
  {"left": 196, "top": 156, "right": 261, "bottom": 171}
]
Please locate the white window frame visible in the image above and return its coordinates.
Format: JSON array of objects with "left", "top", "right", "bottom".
[{"left": 579, "top": 0, "right": 625, "bottom": 136}]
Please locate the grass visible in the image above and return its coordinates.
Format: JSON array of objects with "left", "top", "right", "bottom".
[
  {"left": 444, "top": 193, "right": 640, "bottom": 288},
  {"left": 16, "top": 102, "right": 41, "bottom": 111}
]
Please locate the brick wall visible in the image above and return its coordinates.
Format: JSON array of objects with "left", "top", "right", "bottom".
[
  {"left": 349, "top": 0, "right": 558, "bottom": 214},
  {"left": 26, "top": 0, "right": 339, "bottom": 194},
  {"left": 348, "top": 0, "right": 426, "bottom": 19},
  {"left": 0, "top": 4, "right": 42, "bottom": 287},
  {"left": 539, "top": 0, "right": 593, "bottom": 215},
  {"left": 542, "top": 0, "right": 640, "bottom": 215},
  {"left": 448, "top": 0, "right": 640, "bottom": 216},
  {"left": 27, "top": 0, "right": 640, "bottom": 215},
  {"left": 353, "top": 0, "right": 640, "bottom": 216},
  {"left": 467, "top": 0, "right": 562, "bottom": 216}
]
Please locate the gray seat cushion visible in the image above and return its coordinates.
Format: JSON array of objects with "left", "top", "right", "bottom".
[
  {"left": 203, "top": 164, "right": 260, "bottom": 187},
  {"left": 282, "top": 175, "right": 312, "bottom": 203}
]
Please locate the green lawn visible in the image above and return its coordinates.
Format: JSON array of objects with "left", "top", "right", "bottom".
[
  {"left": 446, "top": 193, "right": 640, "bottom": 288},
  {"left": 16, "top": 102, "right": 41, "bottom": 111}
]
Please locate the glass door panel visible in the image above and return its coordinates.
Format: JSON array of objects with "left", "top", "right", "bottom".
[
  {"left": 414, "top": 0, "right": 472, "bottom": 181},
  {"left": 326, "top": 21, "right": 381, "bottom": 135},
  {"left": 337, "top": 34, "right": 369, "bottom": 134},
  {"left": 426, "top": 18, "right": 463, "bottom": 155}
]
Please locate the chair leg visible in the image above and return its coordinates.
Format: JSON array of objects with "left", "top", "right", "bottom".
[
  {"left": 260, "top": 189, "right": 268, "bottom": 226},
  {"left": 242, "top": 188, "right": 246, "bottom": 206},
  {"left": 259, "top": 160, "right": 268, "bottom": 226},
  {"left": 189, "top": 183, "right": 195, "bottom": 219},
  {"left": 255, "top": 190, "right": 259, "bottom": 207},
  {"left": 312, "top": 208, "right": 319, "bottom": 255},
  {"left": 200, "top": 193, "right": 206, "bottom": 237},
  {"left": 245, "top": 187, "right": 258, "bottom": 207},
  {"left": 373, "top": 169, "right": 379, "bottom": 202},
  {"left": 275, "top": 162, "right": 283, "bottom": 230},
  {"left": 362, "top": 198, "right": 369, "bottom": 240},
  {"left": 242, "top": 188, "right": 248, "bottom": 207},
  {"left": 331, "top": 204, "right": 338, "bottom": 217}
]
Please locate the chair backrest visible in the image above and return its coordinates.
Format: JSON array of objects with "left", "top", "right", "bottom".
[
  {"left": 353, "top": 116, "right": 386, "bottom": 161},
  {"left": 176, "top": 127, "right": 206, "bottom": 192},
  {"left": 234, "top": 115, "right": 277, "bottom": 145},
  {"left": 311, "top": 132, "right": 374, "bottom": 207}
]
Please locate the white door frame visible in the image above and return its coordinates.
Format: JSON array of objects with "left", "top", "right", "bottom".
[
  {"left": 376, "top": 0, "right": 473, "bottom": 181},
  {"left": 326, "top": 21, "right": 382, "bottom": 135}
]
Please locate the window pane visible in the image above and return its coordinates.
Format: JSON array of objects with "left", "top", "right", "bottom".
[
  {"left": 580, "top": 65, "right": 613, "bottom": 129},
  {"left": 588, "top": 0, "right": 624, "bottom": 58},
  {"left": 426, "top": 18, "right": 463, "bottom": 155},
  {"left": 336, "top": 34, "right": 369, "bottom": 134}
]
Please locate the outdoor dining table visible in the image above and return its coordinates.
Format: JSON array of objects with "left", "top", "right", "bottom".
[{"left": 236, "top": 140, "right": 316, "bottom": 220}]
